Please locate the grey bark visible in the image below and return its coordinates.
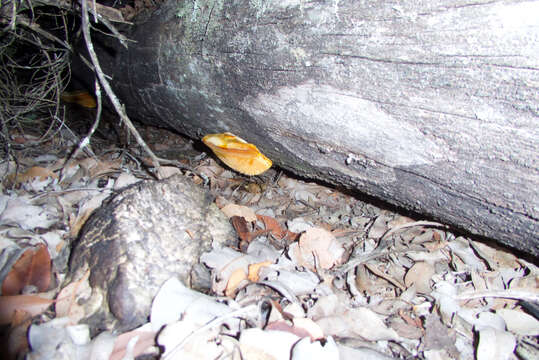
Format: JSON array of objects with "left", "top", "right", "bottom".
[{"left": 90, "top": 0, "right": 538, "bottom": 255}]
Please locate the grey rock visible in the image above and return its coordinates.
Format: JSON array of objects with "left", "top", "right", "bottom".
[{"left": 67, "top": 175, "right": 235, "bottom": 333}]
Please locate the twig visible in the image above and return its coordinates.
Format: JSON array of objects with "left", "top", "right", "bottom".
[
  {"left": 61, "top": 78, "right": 101, "bottom": 178},
  {"left": 456, "top": 289, "right": 539, "bottom": 303},
  {"left": 364, "top": 262, "right": 406, "bottom": 291},
  {"left": 15, "top": 15, "right": 72, "bottom": 51},
  {"left": 80, "top": 0, "right": 165, "bottom": 178}
]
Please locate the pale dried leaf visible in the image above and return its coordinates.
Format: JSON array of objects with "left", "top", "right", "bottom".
[
  {"left": 390, "top": 317, "right": 423, "bottom": 340},
  {"left": 55, "top": 270, "right": 91, "bottom": 323},
  {"left": 292, "top": 227, "right": 345, "bottom": 270},
  {"left": 27, "top": 318, "right": 116, "bottom": 360},
  {"left": 0, "top": 295, "right": 53, "bottom": 325},
  {"left": 158, "top": 166, "right": 182, "bottom": 179},
  {"left": 282, "top": 303, "right": 306, "bottom": 319},
  {"left": 150, "top": 278, "right": 237, "bottom": 331},
  {"left": 220, "top": 204, "right": 257, "bottom": 222},
  {"left": 291, "top": 336, "right": 339, "bottom": 360},
  {"left": 158, "top": 319, "right": 222, "bottom": 360},
  {"left": 225, "top": 267, "right": 248, "bottom": 297},
  {"left": 423, "top": 313, "right": 458, "bottom": 354},
  {"left": 448, "top": 237, "right": 486, "bottom": 271},
  {"left": 474, "top": 312, "right": 506, "bottom": 331},
  {"left": 316, "top": 307, "right": 400, "bottom": 341},
  {"left": 248, "top": 260, "right": 273, "bottom": 282},
  {"left": 40, "top": 230, "right": 65, "bottom": 259},
  {"left": 470, "top": 240, "right": 518, "bottom": 269},
  {"left": 258, "top": 266, "right": 319, "bottom": 297},
  {"left": 431, "top": 280, "right": 460, "bottom": 323},
  {"left": 0, "top": 196, "right": 58, "bottom": 230},
  {"left": 287, "top": 217, "right": 313, "bottom": 233},
  {"left": 114, "top": 173, "right": 141, "bottom": 189},
  {"left": 476, "top": 328, "right": 516, "bottom": 360},
  {"left": 292, "top": 317, "right": 324, "bottom": 340},
  {"left": 95, "top": 3, "right": 126, "bottom": 23},
  {"left": 496, "top": 309, "right": 539, "bottom": 336},
  {"left": 368, "top": 215, "right": 390, "bottom": 239},
  {"left": 308, "top": 294, "right": 339, "bottom": 320},
  {"left": 404, "top": 262, "right": 435, "bottom": 294},
  {"left": 69, "top": 191, "right": 111, "bottom": 237},
  {"left": 239, "top": 328, "right": 300, "bottom": 360},
  {"left": 110, "top": 323, "right": 157, "bottom": 360}
]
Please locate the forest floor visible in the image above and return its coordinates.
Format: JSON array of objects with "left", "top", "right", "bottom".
[{"left": 1, "top": 109, "right": 538, "bottom": 360}]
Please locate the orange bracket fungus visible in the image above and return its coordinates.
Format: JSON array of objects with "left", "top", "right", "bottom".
[{"left": 202, "top": 132, "right": 272, "bottom": 176}]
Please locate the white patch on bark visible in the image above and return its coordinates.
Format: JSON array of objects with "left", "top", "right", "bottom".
[{"left": 241, "top": 81, "right": 447, "bottom": 168}]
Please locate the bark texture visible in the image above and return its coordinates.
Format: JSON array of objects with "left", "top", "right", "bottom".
[{"left": 90, "top": 0, "right": 538, "bottom": 255}]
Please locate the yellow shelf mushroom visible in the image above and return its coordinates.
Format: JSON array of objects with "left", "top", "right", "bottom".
[{"left": 202, "top": 132, "right": 272, "bottom": 176}]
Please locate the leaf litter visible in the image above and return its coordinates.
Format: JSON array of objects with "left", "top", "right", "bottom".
[{"left": 0, "top": 126, "right": 537, "bottom": 360}]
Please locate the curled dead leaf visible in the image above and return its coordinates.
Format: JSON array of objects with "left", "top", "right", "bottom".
[
  {"left": 0, "top": 295, "right": 54, "bottom": 325},
  {"left": 2, "top": 243, "right": 51, "bottom": 295},
  {"left": 225, "top": 268, "right": 248, "bottom": 297},
  {"left": 248, "top": 261, "right": 273, "bottom": 282}
]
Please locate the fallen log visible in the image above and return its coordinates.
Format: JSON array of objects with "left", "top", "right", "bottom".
[{"left": 87, "top": 0, "right": 538, "bottom": 255}]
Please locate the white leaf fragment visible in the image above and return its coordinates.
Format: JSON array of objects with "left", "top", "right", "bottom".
[
  {"left": 476, "top": 327, "right": 516, "bottom": 360},
  {"left": 291, "top": 336, "right": 339, "bottom": 360},
  {"left": 496, "top": 308, "right": 539, "bottom": 336}
]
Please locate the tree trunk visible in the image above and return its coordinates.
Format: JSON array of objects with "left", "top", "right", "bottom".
[{"left": 89, "top": 0, "right": 539, "bottom": 256}]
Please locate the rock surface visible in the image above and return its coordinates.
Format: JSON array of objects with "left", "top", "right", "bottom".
[{"left": 67, "top": 175, "right": 235, "bottom": 333}]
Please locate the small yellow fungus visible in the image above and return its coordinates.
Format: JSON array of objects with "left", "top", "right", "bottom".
[
  {"left": 60, "top": 90, "right": 97, "bottom": 108},
  {"left": 202, "top": 132, "right": 272, "bottom": 175}
]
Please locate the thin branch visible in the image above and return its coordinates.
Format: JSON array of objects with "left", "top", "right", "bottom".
[
  {"left": 456, "top": 289, "right": 539, "bottom": 303},
  {"left": 61, "top": 78, "right": 100, "bottom": 178},
  {"left": 80, "top": 0, "right": 166, "bottom": 179},
  {"left": 8, "top": 15, "right": 72, "bottom": 51}
]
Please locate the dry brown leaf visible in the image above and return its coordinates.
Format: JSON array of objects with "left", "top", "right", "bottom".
[
  {"left": 315, "top": 307, "right": 399, "bottom": 341},
  {"left": 294, "top": 227, "right": 346, "bottom": 270},
  {"left": 404, "top": 262, "right": 435, "bottom": 294},
  {"left": 292, "top": 317, "right": 324, "bottom": 340},
  {"left": 231, "top": 216, "right": 254, "bottom": 244},
  {"left": 88, "top": 159, "right": 122, "bottom": 178},
  {"left": 156, "top": 166, "right": 182, "bottom": 179},
  {"left": 6, "top": 317, "right": 32, "bottom": 360},
  {"left": 423, "top": 313, "right": 458, "bottom": 355},
  {"left": 221, "top": 204, "right": 257, "bottom": 222},
  {"left": 110, "top": 326, "right": 157, "bottom": 360},
  {"left": 0, "top": 295, "right": 54, "bottom": 325},
  {"left": 55, "top": 270, "right": 91, "bottom": 323},
  {"left": 5, "top": 166, "right": 58, "bottom": 187},
  {"left": 225, "top": 268, "right": 248, "bottom": 297},
  {"left": 2, "top": 243, "right": 51, "bottom": 295},
  {"left": 257, "top": 214, "right": 287, "bottom": 239},
  {"left": 248, "top": 260, "right": 273, "bottom": 282},
  {"left": 231, "top": 216, "right": 268, "bottom": 248},
  {"left": 365, "top": 263, "right": 406, "bottom": 291},
  {"left": 257, "top": 214, "right": 299, "bottom": 242}
]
